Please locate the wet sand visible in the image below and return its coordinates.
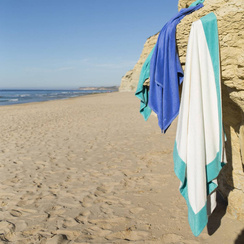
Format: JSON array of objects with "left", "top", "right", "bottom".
[{"left": 0, "top": 92, "right": 243, "bottom": 243}]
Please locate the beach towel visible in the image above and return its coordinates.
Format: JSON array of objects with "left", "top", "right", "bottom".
[
  {"left": 149, "top": 3, "right": 203, "bottom": 133},
  {"left": 135, "top": 46, "right": 155, "bottom": 121},
  {"left": 190, "top": 0, "right": 205, "bottom": 7},
  {"left": 173, "top": 12, "right": 226, "bottom": 236}
]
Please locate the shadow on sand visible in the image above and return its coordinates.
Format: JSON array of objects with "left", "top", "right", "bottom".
[
  {"left": 207, "top": 84, "right": 243, "bottom": 237},
  {"left": 235, "top": 229, "right": 244, "bottom": 244},
  {"left": 207, "top": 191, "right": 227, "bottom": 235}
]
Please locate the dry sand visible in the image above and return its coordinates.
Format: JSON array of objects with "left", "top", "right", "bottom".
[{"left": 0, "top": 92, "right": 243, "bottom": 244}]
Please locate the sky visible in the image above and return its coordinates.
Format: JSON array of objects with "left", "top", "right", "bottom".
[{"left": 0, "top": 0, "right": 179, "bottom": 89}]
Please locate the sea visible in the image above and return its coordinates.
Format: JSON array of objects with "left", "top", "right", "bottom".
[{"left": 0, "top": 89, "right": 114, "bottom": 106}]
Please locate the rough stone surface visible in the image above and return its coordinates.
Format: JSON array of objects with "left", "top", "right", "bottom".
[
  {"left": 119, "top": 34, "right": 158, "bottom": 92},
  {"left": 176, "top": 0, "right": 244, "bottom": 221},
  {"left": 119, "top": 0, "right": 244, "bottom": 221}
]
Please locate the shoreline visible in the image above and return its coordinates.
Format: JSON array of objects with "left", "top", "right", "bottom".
[
  {"left": 0, "top": 92, "right": 242, "bottom": 243},
  {"left": 0, "top": 91, "right": 118, "bottom": 108}
]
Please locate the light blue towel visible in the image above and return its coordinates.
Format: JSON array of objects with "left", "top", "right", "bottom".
[
  {"left": 149, "top": 4, "right": 203, "bottom": 133},
  {"left": 190, "top": 0, "right": 205, "bottom": 7},
  {"left": 135, "top": 46, "right": 155, "bottom": 121}
]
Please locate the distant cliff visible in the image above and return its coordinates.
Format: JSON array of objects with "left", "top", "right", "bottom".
[
  {"left": 79, "top": 86, "right": 119, "bottom": 91},
  {"left": 119, "top": 34, "right": 158, "bottom": 92}
]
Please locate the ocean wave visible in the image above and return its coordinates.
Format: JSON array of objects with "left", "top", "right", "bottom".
[{"left": 0, "top": 89, "right": 114, "bottom": 106}]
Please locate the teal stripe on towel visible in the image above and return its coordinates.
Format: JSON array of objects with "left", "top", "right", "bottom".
[
  {"left": 173, "top": 142, "right": 208, "bottom": 236},
  {"left": 201, "top": 12, "right": 223, "bottom": 162}
]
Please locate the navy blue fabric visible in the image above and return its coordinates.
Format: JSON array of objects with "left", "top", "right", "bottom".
[{"left": 149, "top": 4, "right": 203, "bottom": 133}]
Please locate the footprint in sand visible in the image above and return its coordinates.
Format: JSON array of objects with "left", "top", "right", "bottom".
[
  {"left": 105, "top": 229, "right": 149, "bottom": 241},
  {"left": 84, "top": 225, "right": 112, "bottom": 238},
  {"left": 10, "top": 209, "right": 22, "bottom": 217},
  {"left": 46, "top": 234, "right": 70, "bottom": 244},
  {"left": 75, "top": 210, "right": 91, "bottom": 224},
  {"left": 0, "top": 221, "right": 16, "bottom": 242},
  {"left": 162, "top": 233, "right": 184, "bottom": 243},
  {"left": 62, "top": 217, "right": 79, "bottom": 228},
  {"left": 100, "top": 205, "right": 114, "bottom": 216}
]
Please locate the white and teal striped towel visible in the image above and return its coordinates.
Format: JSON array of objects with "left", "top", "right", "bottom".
[{"left": 173, "top": 12, "right": 226, "bottom": 236}]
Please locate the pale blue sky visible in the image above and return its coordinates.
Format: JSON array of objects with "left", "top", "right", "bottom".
[{"left": 0, "top": 0, "right": 179, "bottom": 89}]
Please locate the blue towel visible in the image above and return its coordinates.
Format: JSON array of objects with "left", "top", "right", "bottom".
[
  {"left": 149, "top": 4, "right": 204, "bottom": 133},
  {"left": 135, "top": 46, "right": 155, "bottom": 121}
]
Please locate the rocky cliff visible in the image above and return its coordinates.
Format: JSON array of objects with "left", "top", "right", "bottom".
[
  {"left": 119, "top": 0, "right": 244, "bottom": 220},
  {"left": 177, "top": 0, "right": 244, "bottom": 221}
]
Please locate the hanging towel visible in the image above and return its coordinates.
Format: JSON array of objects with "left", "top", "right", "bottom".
[
  {"left": 173, "top": 12, "right": 226, "bottom": 236},
  {"left": 149, "top": 3, "right": 203, "bottom": 133},
  {"left": 135, "top": 46, "right": 155, "bottom": 121},
  {"left": 190, "top": 0, "right": 205, "bottom": 7}
]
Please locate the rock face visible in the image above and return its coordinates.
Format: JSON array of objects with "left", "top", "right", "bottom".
[
  {"left": 176, "top": 0, "right": 244, "bottom": 221},
  {"left": 119, "top": 0, "right": 244, "bottom": 220},
  {"left": 119, "top": 34, "right": 158, "bottom": 92}
]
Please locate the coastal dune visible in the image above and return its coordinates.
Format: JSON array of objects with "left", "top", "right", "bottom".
[{"left": 0, "top": 92, "right": 243, "bottom": 243}]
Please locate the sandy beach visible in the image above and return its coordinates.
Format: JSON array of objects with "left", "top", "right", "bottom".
[{"left": 0, "top": 92, "right": 243, "bottom": 244}]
